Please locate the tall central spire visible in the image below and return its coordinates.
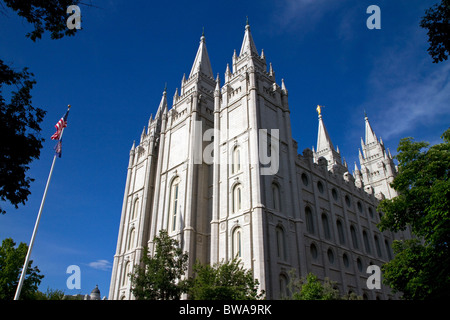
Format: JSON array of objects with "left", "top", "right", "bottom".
[
  {"left": 239, "top": 20, "right": 259, "bottom": 57},
  {"left": 189, "top": 32, "right": 213, "bottom": 79}
]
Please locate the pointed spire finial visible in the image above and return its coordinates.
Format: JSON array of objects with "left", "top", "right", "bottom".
[
  {"left": 164, "top": 82, "right": 167, "bottom": 94},
  {"left": 202, "top": 26, "right": 205, "bottom": 37},
  {"left": 246, "top": 16, "right": 249, "bottom": 26}
]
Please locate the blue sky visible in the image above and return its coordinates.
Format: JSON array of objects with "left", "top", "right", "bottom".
[{"left": 0, "top": 0, "right": 449, "bottom": 298}]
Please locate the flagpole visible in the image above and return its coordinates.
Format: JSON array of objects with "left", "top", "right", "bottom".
[{"left": 14, "top": 105, "right": 71, "bottom": 300}]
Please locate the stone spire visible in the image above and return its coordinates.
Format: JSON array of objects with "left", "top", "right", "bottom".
[
  {"left": 316, "top": 108, "right": 335, "bottom": 154},
  {"left": 239, "top": 19, "right": 259, "bottom": 57},
  {"left": 189, "top": 32, "right": 213, "bottom": 79},
  {"left": 364, "top": 112, "right": 377, "bottom": 145},
  {"left": 154, "top": 87, "right": 168, "bottom": 120},
  {"left": 359, "top": 113, "right": 398, "bottom": 199},
  {"left": 314, "top": 105, "right": 344, "bottom": 172}
]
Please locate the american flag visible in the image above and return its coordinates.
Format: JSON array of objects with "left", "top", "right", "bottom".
[
  {"left": 51, "top": 109, "right": 69, "bottom": 140},
  {"left": 54, "top": 140, "right": 62, "bottom": 158}
]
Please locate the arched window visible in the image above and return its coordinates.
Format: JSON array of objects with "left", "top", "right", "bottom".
[
  {"left": 374, "top": 235, "right": 382, "bottom": 257},
  {"left": 276, "top": 226, "right": 286, "bottom": 260},
  {"left": 122, "top": 261, "right": 130, "bottom": 287},
  {"left": 363, "top": 230, "right": 371, "bottom": 254},
  {"left": 385, "top": 239, "right": 393, "bottom": 260},
  {"left": 232, "top": 147, "right": 241, "bottom": 174},
  {"left": 232, "top": 184, "right": 242, "bottom": 213},
  {"left": 127, "top": 228, "right": 136, "bottom": 251},
  {"left": 132, "top": 198, "right": 139, "bottom": 220},
  {"left": 232, "top": 227, "right": 242, "bottom": 258},
  {"left": 305, "top": 206, "right": 315, "bottom": 234},
  {"left": 350, "top": 225, "right": 359, "bottom": 249},
  {"left": 272, "top": 183, "right": 281, "bottom": 211},
  {"left": 169, "top": 177, "right": 180, "bottom": 232},
  {"left": 321, "top": 213, "right": 331, "bottom": 239},
  {"left": 337, "top": 219, "right": 345, "bottom": 245},
  {"left": 279, "top": 274, "right": 289, "bottom": 299}
]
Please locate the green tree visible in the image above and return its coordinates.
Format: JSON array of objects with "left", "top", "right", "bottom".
[
  {"left": 377, "top": 128, "right": 450, "bottom": 299},
  {"left": 0, "top": 0, "right": 86, "bottom": 214},
  {"left": 0, "top": 238, "right": 44, "bottom": 300},
  {"left": 0, "top": 61, "right": 46, "bottom": 215},
  {"left": 129, "top": 230, "right": 189, "bottom": 300},
  {"left": 287, "top": 271, "right": 346, "bottom": 300},
  {"left": 1, "top": 0, "right": 81, "bottom": 41},
  {"left": 420, "top": 0, "right": 450, "bottom": 63},
  {"left": 188, "top": 258, "right": 264, "bottom": 300}
]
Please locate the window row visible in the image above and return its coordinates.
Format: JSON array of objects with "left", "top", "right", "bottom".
[
  {"left": 300, "top": 172, "right": 379, "bottom": 219},
  {"left": 309, "top": 242, "right": 392, "bottom": 268},
  {"left": 305, "top": 207, "right": 393, "bottom": 259},
  {"left": 231, "top": 226, "right": 287, "bottom": 261}
]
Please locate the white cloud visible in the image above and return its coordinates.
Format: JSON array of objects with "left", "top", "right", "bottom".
[
  {"left": 271, "top": 0, "right": 338, "bottom": 32},
  {"left": 361, "top": 26, "right": 450, "bottom": 141},
  {"left": 88, "top": 259, "right": 112, "bottom": 271}
]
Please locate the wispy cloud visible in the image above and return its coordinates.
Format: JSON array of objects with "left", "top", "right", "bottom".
[
  {"left": 271, "top": 0, "right": 338, "bottom": 32},
  {"left": 361, "top": 27, "right": 450, "bottom": 141},
  {"left": 88, "top": 259, "right": 112, "bottom": 271}
]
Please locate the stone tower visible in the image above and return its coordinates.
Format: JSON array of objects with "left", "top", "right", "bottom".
[{"left": 356, "top": 114, "right": 398, "bottom": 200}]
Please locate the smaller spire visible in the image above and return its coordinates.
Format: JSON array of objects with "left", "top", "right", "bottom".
[
  {"left": 225, "top": 63, "right": 231, "bottom": 82},
  {"left": 260, "top": 48, "right": 265, "bottom": 60},
  {"left": 215, "top": 73, "right": 220, "bottom": 92},
  {"left": 354, "top": 161, "right": 360, "bottom": 172},
  {"left": 269, "top": 62, "right": 274, "bottom": 77},
  {"left": 173, "top": 88, "right": 179, "bottom": 104},
  {"left": 281, "top": 78, "right": 288, "bottom": 95}
]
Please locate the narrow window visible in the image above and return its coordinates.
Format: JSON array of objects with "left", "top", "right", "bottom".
[
  {"left": 322, "top": 213, "right": 331, "bottom": 239},
  {"left": 169, "top": 177, "right": 180, "bottom": 232},
  {"left": 350, "top": 225, "right": 359, "bottom": 249},
  {"left": 233, "top": 228, "right": 242, "bottom": 258},
  {"left": 363, "top": 230, "right": 371, "bottom": 254},
  {"left": 385, "top": 239, "right": 393, "bottom": 260},
  {"left": 232, "top": 184, "right": 242, "bottom": 213},
  {"left": 374, "top": 235, "right": 382, "bottom": 257},
  {"left": 305, "top": 206, "right": 315, "bottom": 234},
  {"left": 279, "top": 274, "right": 288, "bottom": 299},
  {"left": 122, "top": 262, "right": 130, "bottom": 287},
  {"left": 337, "top": 219, "right": 345, "bottom": 245},
  {"left": 272, "top": 183, "right": 281, "bottom": 211},
  {"left": 232, "top": 147, "right": 241, "bottom": 174},
  {"left": 132, "top": 198, "right": 139, "bottom": 220},
  {"left": 127, "top": 228, "right": 135, "bottom": 251},
  {"left": 276, "top": 227, "right": 286, "bottom": 260}
]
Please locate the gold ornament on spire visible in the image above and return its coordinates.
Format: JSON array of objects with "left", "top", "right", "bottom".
[{"left": 316, "top": 105, "right": 324, "bottom": 115}]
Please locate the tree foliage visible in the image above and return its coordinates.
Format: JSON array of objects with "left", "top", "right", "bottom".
[
  {"left": 188, "top": 258, "right": 264, "bottom": 300},
  {"left": 129, "top": 230, "right": 189, "bottom": 300},
  {"left": 0, "top": 238, "right": 44, "bottom": 300},
  {"left": 0, "top": 0, "right": 85, "bottom": 214},
  {"left": 378, "top": 128, "right": 450, "bottom": 299},
  {"left": 0, "top": 61, "right": 46, "bottom": 214},
  {"left": 1, "top": 0, "right": 81, "bottom": 41},
  {"left": 287, "top": 271, "right": 361, "bottom": 300},
  {"left": 420, "top": 0, "right": 450, "bottom": 63}
]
